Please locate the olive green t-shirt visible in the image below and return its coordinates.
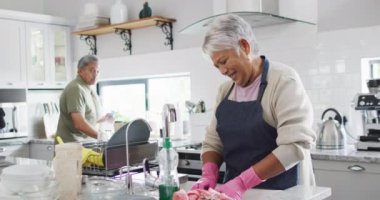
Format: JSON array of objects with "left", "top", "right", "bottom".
[{"left": 57, "top": 76, "right": 99, "bottom": 142}]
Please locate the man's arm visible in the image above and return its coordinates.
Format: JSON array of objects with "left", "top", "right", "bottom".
[{"left": 71, "top": 112, "right": 98, "bottom": 139}]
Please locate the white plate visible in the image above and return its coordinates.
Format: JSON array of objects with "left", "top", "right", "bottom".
[
  {"left": 0, "top": 179, "right": 59, "bottom": 200},
  {"left": 1, "top": 164, "right": 52, "bottom": 180}
]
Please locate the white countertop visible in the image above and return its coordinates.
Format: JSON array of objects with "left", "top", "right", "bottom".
[
  {"left": 180, "top": 182, "right": 331, "bottom": 200},
  {"left": 129, "top": 175, "right": 331, "bottom": 200},
  {"left": 311, "top": 144, "right": 380, "bottom": 163}
]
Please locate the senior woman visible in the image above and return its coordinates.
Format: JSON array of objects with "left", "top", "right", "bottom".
[{"left": 191, "top": 14, "right": 316, "bottom": 199}]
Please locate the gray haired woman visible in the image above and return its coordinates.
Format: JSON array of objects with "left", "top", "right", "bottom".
[{"left": 191, "top": 14, "right": 316, "bottom": 199}]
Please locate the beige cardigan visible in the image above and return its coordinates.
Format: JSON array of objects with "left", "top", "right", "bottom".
[{"left": 202, "top": 60, "right": 316, "bottom": 185}]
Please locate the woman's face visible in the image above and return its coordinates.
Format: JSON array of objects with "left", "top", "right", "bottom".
[
  {"left": 78, "top": 62, "right": 99, "bottom": 85},
  {"left": 211, "top": 47, "right": 253, "bottom": 87}
]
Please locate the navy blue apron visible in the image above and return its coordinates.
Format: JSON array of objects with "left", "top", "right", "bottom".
[{"left": 215, "top": 56, "right": 298, "bottom": 190}]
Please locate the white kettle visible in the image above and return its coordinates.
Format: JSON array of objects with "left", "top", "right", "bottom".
[{"left": 316, "top": 108, "right": 346, "bottom": 150}]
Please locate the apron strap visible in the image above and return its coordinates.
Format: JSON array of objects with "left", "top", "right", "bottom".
[
  {"left": 224, "top": 82, "right": 235, "bottom": 100},
  {"left": 257, "top": 56, "right": 270, "bottom": 103}
]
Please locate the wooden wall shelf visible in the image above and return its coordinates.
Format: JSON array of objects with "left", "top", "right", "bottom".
[{"left": 73, "top": 16, "right": 176, "bottom": 55}]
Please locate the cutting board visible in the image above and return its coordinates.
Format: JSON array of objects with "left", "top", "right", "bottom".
[{"left": 43, "top": 113, "right": 59, "bottom": 139}]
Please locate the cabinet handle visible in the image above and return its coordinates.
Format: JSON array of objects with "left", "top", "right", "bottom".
[
  {"left": 0, "top": 147, "right": 5, "bottom": 153},
  {"left": 6, "top": 82, "right": 14, "bottom": 85},
  {"left": 47, "top": 146, "right": 53, "bottom": 151},
  {"left": 37, "top": 83, "right": 44, "bottom": 86},
  {"left": 348, "top": 164, "right": 366, "bottom": 172},
  {"left": 56, "top": 82, "right": 63, "bottom": 85}
]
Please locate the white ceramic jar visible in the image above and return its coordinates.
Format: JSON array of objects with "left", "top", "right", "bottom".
[{"left": 110, "top": 0, "right": 128, "bottom": 24}]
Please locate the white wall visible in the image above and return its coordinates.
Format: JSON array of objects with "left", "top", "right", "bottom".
[
  {"left": 44, "top": 0, "right": 380, "bottom": 137},
  {"left": 0, "top": 0, "right": 44, "bottom": 14},
  {"left": 98, "top": 21, "right": 380, "bottom": 138},
  {"left": 318, "top": 0, "right": 380, "bottom": 31},
  {"left": 42, "top": 0, "right": 212, "bottom": 60},
  {"left": 254, "top": 22, "right": 380, "bottom": 138}
]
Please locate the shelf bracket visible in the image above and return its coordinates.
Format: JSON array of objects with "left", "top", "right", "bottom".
[
  {"left": 115, "top": 28, "right": 132, "bottom": 55},
  {"left": 157, "top": 21, "right": 174, "bottom": 50},
  {"left": 80, "top": 35, "right": 97, "bottom": 55}
]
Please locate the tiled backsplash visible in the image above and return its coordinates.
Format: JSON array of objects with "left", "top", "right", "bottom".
[{"left": 256, "top": 23, "right": 380, "bottom": 138}]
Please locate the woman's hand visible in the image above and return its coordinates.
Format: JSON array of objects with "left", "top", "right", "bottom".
[
  {"left": 215, "top": 178, "right": 245, "bottom": 200},
  {"left": 191, "top": 162, "right": 219, "bottom": 190},
  {"left": 216, "top": 167, "right": 264, "bottom": 200}
]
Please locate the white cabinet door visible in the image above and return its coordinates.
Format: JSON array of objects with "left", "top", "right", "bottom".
[
  {"left": 48, "top": 25, "right": 71, "bottom": 88},
  {"left": 313, "top": 159, "right": 380, "bottom": 200},
  {"left": 26, "top": 22, "right": 49, "bottom": 88},
  {"left": 0, "top": 19, "right": 26, "bottom": 88},
  {"left": 26, "top": 23, "right": 72, "bottom": 89}
]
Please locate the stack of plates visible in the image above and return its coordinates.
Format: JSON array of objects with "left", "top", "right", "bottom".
[{"left": 0, "top": 164, "right": 59, "bottom": 199}]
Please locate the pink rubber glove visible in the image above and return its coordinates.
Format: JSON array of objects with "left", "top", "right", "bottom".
[
  {"left": 191, "top": 162, "right": 219, "bottom": 190},
  {"left": 215, "top": 167, "right": 264, "bottom": 200}
]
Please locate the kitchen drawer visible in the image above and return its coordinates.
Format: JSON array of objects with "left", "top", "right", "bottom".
[
  {"left": 313, "top": 159, "right": 380, "bottom": 200},
  {"left": 29, "top": 142, "right": 54, "bottom": 160},
  {"left": 314, "top": 159, "right": 380, "bottom": 174},
  {"left": 0, "top": 144, "right": 28, "bottom": 157}
]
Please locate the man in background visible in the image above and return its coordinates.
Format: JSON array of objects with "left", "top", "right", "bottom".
[{"left": 57, "top": 55, "right": 113, "bottom": 142}]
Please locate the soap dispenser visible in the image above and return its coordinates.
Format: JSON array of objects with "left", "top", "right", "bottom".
[{"left": 157, "top": 137, "right": 179, "bottom": 200}]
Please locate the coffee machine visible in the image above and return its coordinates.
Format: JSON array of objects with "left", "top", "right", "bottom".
[{"left": 354, "top": 79, "right": 380, "bottom": 151}]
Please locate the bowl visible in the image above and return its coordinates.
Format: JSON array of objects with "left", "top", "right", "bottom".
[
  {"left": 1, "top": 175, "right": 52, "bottom": 193},
  {"left": 0, "top": 164, "right": 53, "bottom": 193},
  {"left": 22, "top": 180, "right": 59, "bottom": 200},
  {"left": 0, "top": 179, "right": 58, "bottom": 199},
  {"left": 1, "top": 164, "right": 52, "bottom": 180}
]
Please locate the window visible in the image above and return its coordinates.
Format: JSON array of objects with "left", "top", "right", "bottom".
[{"left": 97, "top": 74, "right": 191, "bottom": 132}]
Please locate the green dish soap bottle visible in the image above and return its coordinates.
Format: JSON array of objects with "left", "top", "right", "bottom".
[{"left": 158, "top": 137, "right": 179, "bottom": 200}]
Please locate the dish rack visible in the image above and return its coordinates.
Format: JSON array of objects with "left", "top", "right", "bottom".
[
  {"left": 82, "top": 140, "right": 159, "bottom": 178},
  {"left": 82, "top": 141, "right": 112, "bottom": 177}
]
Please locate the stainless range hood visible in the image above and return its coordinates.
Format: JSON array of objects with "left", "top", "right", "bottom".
[{"left": 180, "top": 0, "right": 316, "bottom": 34}]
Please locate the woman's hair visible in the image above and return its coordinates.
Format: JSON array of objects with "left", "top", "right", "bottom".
[
  {"left": 77, "top": 55, "right": 98, "bottom": 69},
  {"left": 202, "top": 14, "right": 259, "bottom": 56}
]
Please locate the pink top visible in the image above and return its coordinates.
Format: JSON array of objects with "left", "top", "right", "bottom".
[{"left": 234, "top": 74, "right": 262, "bottom": 102}]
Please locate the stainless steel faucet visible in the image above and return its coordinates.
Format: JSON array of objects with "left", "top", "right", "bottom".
[
  {"left": 162, "top": 104, "right": 177, "bottom": 138},
  {"left": 124, "top": 118, "right": 152, "bottom": 194}
]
